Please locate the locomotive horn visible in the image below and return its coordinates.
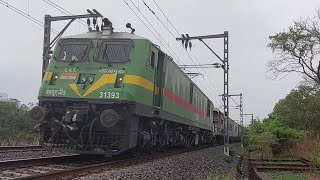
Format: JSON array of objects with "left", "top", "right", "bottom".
[
  {"left": 99, "top": 109, "right": 120, "bottom": 128},
  {"left": 30, "top": 106, "right": 46, "bottom": 122}
]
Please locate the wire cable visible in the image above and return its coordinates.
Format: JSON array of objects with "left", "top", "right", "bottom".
[
  {"left": 122, "top": 0, "right": 179, "bottom": 63},
  {"left": 126, "top": 0, "right": 183, "bottom": 65},
  {"left": 123, "top": 0, "right": 223, "bottom": 105},
  {"left": 143, "top": 0, "right": 224, "bottom": 106},
  {"left": 42, "top": 0, "right": 88, "bottom": 27},
  {"left": 151, "top": 0, "right": 180, "bottom": 35},
  {"left": 0, "top": 0, "right": 59, "bottom": 34},
  {"left": 143, "top": 0, "right": 223, "bottom": 105}
]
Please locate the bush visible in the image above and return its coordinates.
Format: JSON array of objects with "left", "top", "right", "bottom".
[
  {"left": 0, "top": 102, "right": 38, "bottom": 145},
  {"left": 243, "top": 117, "right": 306, "bottom": 157},
  {"left": 229, "top": 149, "right": 235, "bottom": 157},
  {"left": 223, "top": 155, "right": 234, "bottom": 163},
  {"left": 308, "top": 142, "right": 320, "bottom": 169}
]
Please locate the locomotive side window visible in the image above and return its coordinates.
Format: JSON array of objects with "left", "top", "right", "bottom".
[
  {"left": 96, "top": 41, "right": 132, "bottom": 63},
  {"left": 206, "top": 100, "right": 211, "bottom": 117},
  {"left": 58, "top": 40, "right": 91, "bottom": 62},
  {"left": 150, "top": 51, "right": 156, "bottom": 69},
  {"left": 189, "top": 84, "right": 194, "bottom": 104}
]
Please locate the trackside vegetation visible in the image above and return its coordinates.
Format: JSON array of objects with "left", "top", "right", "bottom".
[
  {"left": 0, "top": 101, "right": 38, "bottom": 145},
  {"left": 245, "top": 10, "right": 320, "bottom": 159},
  {"left": 243, "top": 85, "right": 320, "bottom": 158},
  {"left": 243, "top": 117, "right": 306, "bottom": 157}
]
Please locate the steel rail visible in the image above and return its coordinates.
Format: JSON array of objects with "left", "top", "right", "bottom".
[
  {"left": 248, "top": 157, "right": 316, "bottom": 179},
  {"left": 0, "top": 154, "right": 81, "bottom": 170},
  {"left": 10, "top": 147, "right": 210, "bottom": 180},
  {"left": 0, "top": 145, "right": 44, "bottom": 153}
]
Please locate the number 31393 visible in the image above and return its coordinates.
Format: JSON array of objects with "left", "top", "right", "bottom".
[{"left": 99, "top": 92, "right": 120, "bottom": 99}]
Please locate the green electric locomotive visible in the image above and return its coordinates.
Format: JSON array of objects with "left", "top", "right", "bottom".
[{"left": 30, "top": 18, "right": 220, "bottom": 156}]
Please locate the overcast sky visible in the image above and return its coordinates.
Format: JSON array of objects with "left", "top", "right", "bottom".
[{"left": 0, "top": 0, "right": 319, "bottom": 125}]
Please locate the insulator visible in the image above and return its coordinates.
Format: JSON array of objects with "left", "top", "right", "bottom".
[
  {"left": 87, "top": 18, "right": 90, "bottom": 26},
  {"left": 93, "top": 18, "right": 97, "bottom": 25},
  {"left": 181, "top": 34, "right": 185, "bottom": 45},
  {"left": 189, "top": 41, "right": 192, "bottom": 50},
  {"left": 101, "top": 23, "right": 103, "bottom": 30},
  {"left": 185, "top": 39, "right": 189, "bottom": 50}
]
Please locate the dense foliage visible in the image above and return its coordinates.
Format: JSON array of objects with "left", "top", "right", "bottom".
[
  {"left": 243, "top": 85, "right": 320, "bottom": 156},
  {"left": 260, "top": 10, "right": 320, "bottom": 158},
  {"left": 0, "top": 102, "right": 38, "bottom": 145},
  {"left": 243, "top": 118, "right": 306, "bottom": 156},
  {"left": 273, "top": 85, "right": 320, "bottom": 132}
]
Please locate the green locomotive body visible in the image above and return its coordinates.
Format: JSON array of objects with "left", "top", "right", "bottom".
[{"left": 31, "top": 19, "right": 223, "bottom": 156}]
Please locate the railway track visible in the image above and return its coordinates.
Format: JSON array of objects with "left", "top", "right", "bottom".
[
  {"left": 0, "top": 146, "right": 44, "bottom": 153},
  {"left": 0, "top": 154, "right": 90, "bottom": 180},
  {"left": 249, "top": 158, "right": 316, "bottom": 179},
  {"left": 0, "top": 147, "right": 210, "bottom": 180}
]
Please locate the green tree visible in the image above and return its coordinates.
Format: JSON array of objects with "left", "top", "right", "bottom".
[
  {"left": 0, "top": 102, "right": 38, "bottom": 145},
  {"left": 272, "top": 85, "right": 320, "bottom": 131},
  {"left": 244, "top": 120, "right": 278, "bottom": 158},
  {"left": 267, "top": 10, "right": 320, "bottom": 85}
]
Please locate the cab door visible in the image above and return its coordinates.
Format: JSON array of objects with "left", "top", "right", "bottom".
[{"left": 154, "top": 51, "right": 165, "bottom": 108}]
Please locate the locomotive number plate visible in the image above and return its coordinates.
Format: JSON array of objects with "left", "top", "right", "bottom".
[{"left": 99, "top": 91, "right": 120, "bottom": 99}]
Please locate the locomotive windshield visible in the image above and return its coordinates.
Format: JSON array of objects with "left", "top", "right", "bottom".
[
  {"left": 58, "top": 40, "right": 91, "bottom": 62},
  {"left": 96, "top": 41, "right": 132, "bottom": 63}
]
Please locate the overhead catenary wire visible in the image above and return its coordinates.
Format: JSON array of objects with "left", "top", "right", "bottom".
[
  {"left": 42, "top": 0, "right": 88, "bottom": 27},
  {"left": 122, "top": 0, "right": 180, "bottom": 64},
  {"left": 39, "top": 1, "right": 221, "bottom": 105},
  {"left": 142, "top": 0, "right": 224, "bottom": 107},
  {"left": 125, "top": 0, "right": 184, "bottom": 65},
  {"left": 13, "top": 0, "right": 225, "bottom": 109},
  {"left": 230, "top": 96, "right": 240, "bottom": 107},
  {"left": 34, "top": 0, "right": 223, "bottom": 107},
  {"left": 40, "top": 0, "right": 223, "bottom": 105},
  {"left": 123, "top": 0, "right": 223, "bottom": 106},
  {"left": 142, "top": 0, "right": 177, "bottom": 39},
  {"left": 0, "top": 0, "right": 59, "bottom": 34},
  {"left": 151, "top": 0, "right": 180, "bottom": 35},
  {"left": 138, "top": 0, "right": 224, "bottom": 106}
]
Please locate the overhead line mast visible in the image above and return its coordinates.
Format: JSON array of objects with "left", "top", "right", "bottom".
[
  {"left": 123, "top": 0, "right": 223, "bottom": 106},
  {"left": 177, "top": 32, "right": 230, "bottom": 155},
  {"left": 42, "top": 9, "right": 103, "bottom": 79},
  {"left": 228, "top": 94, "right": 243, "bottom": 126},
  {"left": 243, "top": 113, "right": 254, "bottom": 124},
  {"left": 139, "top": 0, "right": 224, "bottom": 105}
]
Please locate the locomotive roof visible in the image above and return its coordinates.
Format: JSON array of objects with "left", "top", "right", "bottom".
[{"left": 62, "top": 31, "right": 148, "bottom": 40}]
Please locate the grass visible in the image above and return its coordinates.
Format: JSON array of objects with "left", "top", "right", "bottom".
[
  {"left": 266, "top": 171, "right": 307, "bottom": 180},
  {"left": 198, "top": 172, "right": 234, "bottom": 180}
]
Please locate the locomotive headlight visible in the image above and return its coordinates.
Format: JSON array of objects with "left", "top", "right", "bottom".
[
  {"left": 88, "top": 76, "right": 94, "bottom": 83},
  {"left": 49, "top": 73, "right": 59, "bottom": 85},
  {"left": 115, "top": 74, "right": 124, "bottom": 88},
  {"left": 80, "top": 76, "right": 87, "bottom": 83}
]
